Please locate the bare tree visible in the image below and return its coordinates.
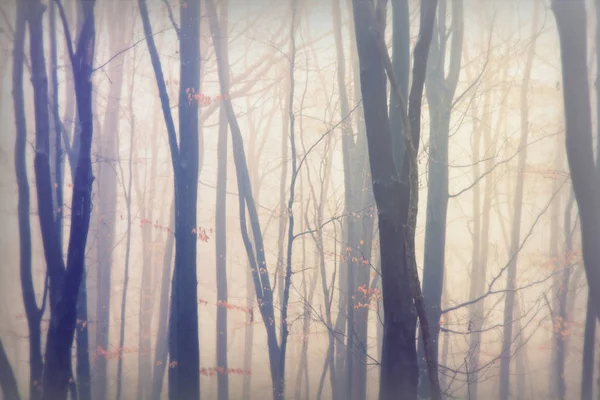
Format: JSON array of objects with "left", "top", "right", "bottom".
[
  {"left": 138, "top": 0, "right": 202, "bottom": 397},
  {"left": 351, "top": 0, "right": 439, "bottom": 398}
]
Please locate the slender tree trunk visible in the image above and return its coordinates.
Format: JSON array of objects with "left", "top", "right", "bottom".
[
  {"left": 13, "top": 2, "right": 44, "bottom": 399},
  {"left": 151, "top": 201, "right": 175, "bottom": 400},
  {"left": 94, "top": 3, "right": 128, "bottom": 398},
  {"left": 214, "top": 2, "right": 230, "bottom": 399},
  {"left": 499, "top": 6, "right": 539, "bottom": 399},
  {"left": 207, "top": 0, "right": 286, "bottom": 397},
  {"left": 417, "top": 1, "right": 463, "bottom": 396},
  {"left": 136, "top": 82, "right": 159, "bottom": 400},
  {"left": 115, "top": 65, "right": 136, "bottom": 400}
]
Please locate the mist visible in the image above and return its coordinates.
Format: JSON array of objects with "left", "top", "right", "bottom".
[{"left": 0, "top": 0, "right": 596, "bottom": 399}]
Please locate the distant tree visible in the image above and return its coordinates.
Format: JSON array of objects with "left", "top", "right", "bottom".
[{"left": 498, "top": 4, "right": 539, "bottom": 399}]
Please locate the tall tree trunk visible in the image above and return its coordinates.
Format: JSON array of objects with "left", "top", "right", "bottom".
[
  {"left": 151, "top": 201, "right": 175, "bottom": 400},
  {"left": 136, "top": 84, "right": 159, "bottom": 400},
  {"left": 351, "top": 0, "right": 438, "bottom": 399},
  {"left": 417, "top": 1, "right": 463, "bottom": 396},
  {"left": 94, "top": 2, "right": 128, "bottom": 398},
  {"left": 389, "top": 0, "right": 410, "bottom": 169},
  {"left": 332, "top": 3, "right": 375, "bottom": 397},
  {"left": 169, "top": 1, "right": 202, "bottom": 398},
  {"left": 214, "top": 2, "right": 230, "bottom": 399},
  {"left": 207, "top": 1, "right": 283, "bottom": 396},
  {"left": 498, "top": 5, "right": 539, "bottom": 399},
  {"left": 115, "top": 62, "right": 136, "bottom": 400},
  {"left": 555, "top": 191, "right": 574, "bottom": 400},
  {"left": 139, "top": 0, "right": 202, "bottom": 398},
  {"left": 553, "top": 0, "right": 600, "bottom": 329},
  {"left": 13, "top": 1, "right": 44, "bottom": 399},
  {"left": 35, "top": 0, "right": 97, "bottom": 398}
]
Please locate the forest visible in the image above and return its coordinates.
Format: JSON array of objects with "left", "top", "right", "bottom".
[{"left": 0, "top": 0, "right": 599, "bottom": 399}]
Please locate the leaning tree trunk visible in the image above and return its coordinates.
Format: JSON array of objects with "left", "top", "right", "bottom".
[{"left": 207, "top": 0, "right": 283, "bottom": 396}]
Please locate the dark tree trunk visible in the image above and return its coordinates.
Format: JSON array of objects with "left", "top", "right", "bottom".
[
  {"left": 33, "top": 0, "right": 97, "bottom": 398},
  {"left": 13, "top": 2, "right": 44, "bottom": 399},
  {"left": 389, "top": 0, "right": 410, "bottom": 170},
  {"left": 351, "top": 1, "right": 438, "bottom": 399},
  {"left": 138, "top": 0, "right": 201, "bottom": 397},
  {"left": 168, "top": 1, "right": 202, "bottom": 398},
  {"left": 581, "top": 294, "right": 595, "bottom": 400},
  {"left": 417, "top": 1, "right": 463, "bottom": 396},
  {"left": 0, "top": 338, "right": 20, "bottom": 400}
]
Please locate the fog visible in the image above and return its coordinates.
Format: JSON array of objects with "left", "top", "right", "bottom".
[{"left": 0, "top": 0, "right": 596, "bottom": 399}]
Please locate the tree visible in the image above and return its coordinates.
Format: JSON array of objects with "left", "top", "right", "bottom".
[
  {"left": 214, "top": 1, "right": 230, "bottom": 399},
  {"left": 498, "top": 4, "right": 539, "bottom": 399},
  {"left": 552, "top": 0, "right": 600, "bottom": 326},
  {"left": 94, "top": 1, "right": 130, "bottom": 398},
  {"left": 0, "top": 338, "right": 20, "bottom": 400},
  {"left": 351, "top": 0, "right": 439, "bottom": 398},
  {"left": 138, "top": 0, "right": 201, "bottom": 398},
  {"left": 13, "top": 1, "right": 44, "bottom": 398},
  {"left": 27, "top": 0, "right": 97, "bottom": 397},
  {"left": 417, "top": 1, "right": 463, "bottom": 396}
]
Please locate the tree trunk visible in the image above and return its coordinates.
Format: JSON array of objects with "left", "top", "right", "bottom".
[
  {"left": 0, "top": 338, "right": 20, "bottom": 400},
  {"left": 169, "top": 1, "right": 202, "bottom": 398},
  {"left": 498, "top": 5, "right": 539, "bottom": 400},
  {"left": 136, "top": 87, "right": 159, "bottom": 400},
  {"left": 36, "top": 0, "right": 97, "bottom": 398},
  {"left": 207, "top": 1, "right": 283, "bottom": 396},
  {"left": 13, "top": 2, "right": 44, "bottom": 399},
  {"left": 553, "top": 0, "right": 600, "bottom": 328},
  {"left": 417, "top": 1, "right": 463, "bottom": 396},
  {"left": 351, "top": 0, "right": 438, "bottom": 399},
  {"left": 138, "top": 1, "right": 202, "bottom": 398},
  {"left": 151, "top": 201, "right": 175, "bottom": 400},
  {"left": 214, "top": 2, "right": 230, "bottom": 399},
  {"left": 94, "top": 2, "right": 128, "bottom": 397},
  {"left": 582, "top": 294, "right": 596, "bottom": 400}
]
